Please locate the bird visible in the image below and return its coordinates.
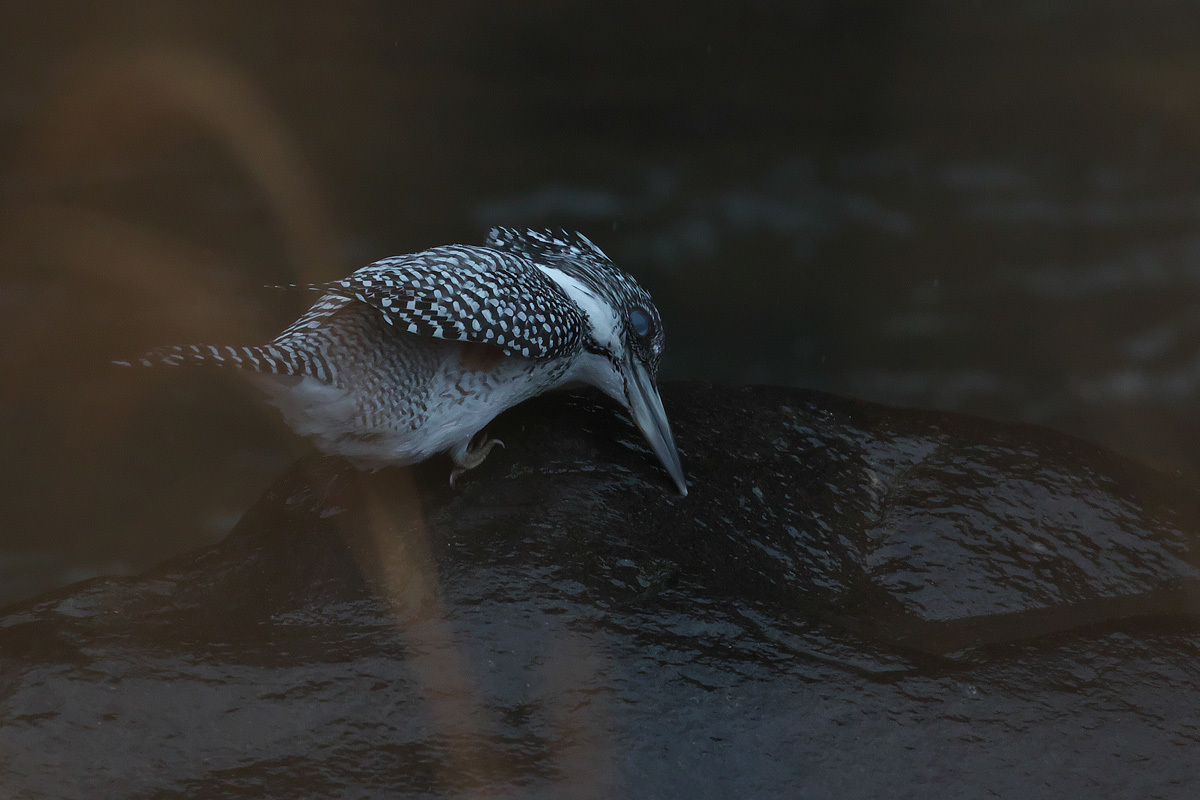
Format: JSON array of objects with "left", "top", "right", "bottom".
[{"left": 119, "top": 228, "right": 688, "bottom": 495}]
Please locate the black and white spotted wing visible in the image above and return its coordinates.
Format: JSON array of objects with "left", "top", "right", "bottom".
[{"left": 309, "top": 245, "right": 584, "bottom": 359}]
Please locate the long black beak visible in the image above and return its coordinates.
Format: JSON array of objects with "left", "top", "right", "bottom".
[{"left": 624, "top": 358, "right": 688, "bottom": 496}]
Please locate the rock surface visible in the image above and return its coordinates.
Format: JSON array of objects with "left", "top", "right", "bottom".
[{"left": 3, "top": 383, "right": 1200, "bottom": 798}]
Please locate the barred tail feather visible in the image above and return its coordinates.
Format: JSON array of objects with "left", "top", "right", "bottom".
[{"left": 114, "top": 343, "right": 332, "bottom": 381}]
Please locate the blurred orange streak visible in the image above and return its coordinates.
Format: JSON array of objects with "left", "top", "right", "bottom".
[
  {"left": 541, "top": 628, "right": 617, "bottom": 796},
  {"left": 1, "top": 204, "right": 267, "bottom": 344},
  {"left": 19, "top": 47, "right": 341, "bottom": 283},
  {"left": 346, "top": 468, "right": 510, "bottom": 796},
  {"left": 1, "top": 46, "right": 343, "bottom": 458}
]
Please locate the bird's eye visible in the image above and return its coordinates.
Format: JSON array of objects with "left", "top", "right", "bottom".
[{"left": 629, "top": 308, "right": 651, "bottom": 338}]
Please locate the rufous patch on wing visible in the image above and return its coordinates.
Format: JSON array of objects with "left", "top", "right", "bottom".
[{"left": 459, "top": 340, "right": 507, "bottom": 371}]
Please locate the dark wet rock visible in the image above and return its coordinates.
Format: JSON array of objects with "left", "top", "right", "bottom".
[{"left": 3, "top": 383, "right": 1200, "bottom": 798}]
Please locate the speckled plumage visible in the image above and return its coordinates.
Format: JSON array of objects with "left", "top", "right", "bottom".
[
  {"left": 124, "top": 228, "right": 688, "bottom": 493},
  {"left": 309, "top": 244, "right": 585, "bottom": 359}
]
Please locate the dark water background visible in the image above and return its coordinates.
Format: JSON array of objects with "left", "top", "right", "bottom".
[{"left": 5, "top": 1, "right": 1200, "bottom": 605}]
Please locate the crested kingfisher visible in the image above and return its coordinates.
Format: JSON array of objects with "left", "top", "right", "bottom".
[{"left": 122, "top": 228, "right": 688, "bottom": 495}]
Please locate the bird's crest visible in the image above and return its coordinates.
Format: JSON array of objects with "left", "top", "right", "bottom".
[{"left": 486, "top": 227, "right": 612, "bottom": 266}]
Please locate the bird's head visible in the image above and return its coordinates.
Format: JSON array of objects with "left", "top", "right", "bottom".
[
  {"left": 582, "top": 277, "right": 687, "bottom": 497},
  {"left": 487, "top": 228, "right": 687, "bottom": 496}
]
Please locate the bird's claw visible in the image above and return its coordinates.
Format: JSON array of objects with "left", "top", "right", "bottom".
[{"left": 448, "top": 433, "right": 505, "bottom": 488}]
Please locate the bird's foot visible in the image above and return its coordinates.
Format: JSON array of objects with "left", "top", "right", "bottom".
[{"left": 449, "top": 432, "right": 505, "bottom": 487}]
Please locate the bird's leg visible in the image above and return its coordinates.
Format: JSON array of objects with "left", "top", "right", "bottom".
[{"left": 448, "top": 430, "right": 505, "bottom": 487}]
